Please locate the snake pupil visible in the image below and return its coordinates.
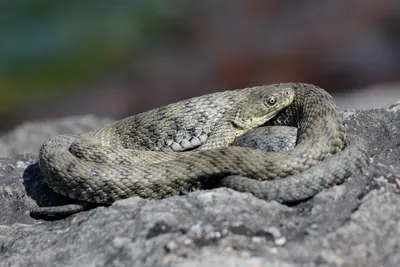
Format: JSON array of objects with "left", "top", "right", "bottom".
[{"left": 266, "top": 95, "right": 277, "bottom": 106}]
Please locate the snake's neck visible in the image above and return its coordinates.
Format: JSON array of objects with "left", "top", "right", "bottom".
[{"left": 267, "top": 83, "right": 346, "bottom": 152}]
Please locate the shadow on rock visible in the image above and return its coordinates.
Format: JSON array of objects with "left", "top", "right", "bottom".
[{"left": 23, "top": 161, "right": 100, "bottom": 220}]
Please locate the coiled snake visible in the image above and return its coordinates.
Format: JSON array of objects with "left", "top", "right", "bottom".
[{"left": 36, "top": 83, "right": 369, "bottom": 215}]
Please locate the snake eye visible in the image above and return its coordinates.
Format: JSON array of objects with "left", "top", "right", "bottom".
[{"left": 266, "top": 95, "right": 277, "bottom": 106}]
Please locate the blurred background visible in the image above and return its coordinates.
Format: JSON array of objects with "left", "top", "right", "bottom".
[{"left": 1, "top": 0, "right": 400, "bottom": 133}]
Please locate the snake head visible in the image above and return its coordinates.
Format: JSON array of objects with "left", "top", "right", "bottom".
[{"left": 232, "top": 86, "right": 295, "bottom": 133}]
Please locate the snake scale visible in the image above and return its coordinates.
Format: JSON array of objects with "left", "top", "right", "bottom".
[{"left": 37, "top": 83, "right": 369, "bottom": 214}]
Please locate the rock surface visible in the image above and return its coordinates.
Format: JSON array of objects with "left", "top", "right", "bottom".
[
  {"left": 0, "top": 115, "right": 113, "bottom": 158},
  {"left": 0, "top": 104, "right": 400, "bottom": 267}
]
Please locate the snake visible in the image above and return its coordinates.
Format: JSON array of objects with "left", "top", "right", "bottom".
[{"left": 36, "top": 83, "right": 369, "bottom": 215}]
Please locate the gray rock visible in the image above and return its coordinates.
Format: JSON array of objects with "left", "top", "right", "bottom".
[
  {"left": 0, "top": 115, "right": 113, "bottom": 157},
  {"left": 1, "top": 103, "right": 400, "bottom": 267}
]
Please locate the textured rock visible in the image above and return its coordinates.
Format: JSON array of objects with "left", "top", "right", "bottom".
[
  {"left": 0, "top": 103, "right": 399, "bottom": 267},
  {"left": 0, "top": 115, "right": 112, "bottom": 158}
]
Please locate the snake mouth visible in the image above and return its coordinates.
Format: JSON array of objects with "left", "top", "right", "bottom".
[
  {"left": 233, "top": 107, "right": 287, "bottom": 135},
  {"left": 260, "top": 108, "right": 286, "bottom": 125}
]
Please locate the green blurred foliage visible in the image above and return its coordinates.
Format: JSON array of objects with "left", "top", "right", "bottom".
[{"left": 0, "top": 0, "right": 192, "bottom": 113}]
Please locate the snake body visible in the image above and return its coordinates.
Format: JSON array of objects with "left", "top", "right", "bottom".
[{"left": 38, "top": 83, "right": 369, "bottom": 207}]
